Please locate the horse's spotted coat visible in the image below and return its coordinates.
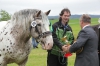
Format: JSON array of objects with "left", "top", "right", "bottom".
[
  {"left": 0, "top": 9, "right": 53, "bottom": 66},
  {"left": 0, "top": 21, "right": 31, "bottom": 66}
]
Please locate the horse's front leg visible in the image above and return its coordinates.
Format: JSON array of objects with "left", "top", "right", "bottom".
[{"left": 18, "top": 57, "right": 28, "bottom": 66}]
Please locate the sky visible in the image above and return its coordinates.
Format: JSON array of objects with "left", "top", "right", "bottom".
[{"left": 0, "top": 0, "right": 100, "bottom": 16}]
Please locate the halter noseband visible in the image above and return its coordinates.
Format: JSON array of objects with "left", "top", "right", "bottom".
[{"left": 37, "top": 31, "right": 52, "bottom": 39}]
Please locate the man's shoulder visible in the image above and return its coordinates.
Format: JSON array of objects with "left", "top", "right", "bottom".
[
  {"left": 81, "top": 26, "right": 94, "bottom": 35},
  {"left": 52, "top": 21, "right": 60, "bottom": 27},
  {"left": 67, "top": 25, "right": 72, "bottom": 28},
  {"left": 83, "top": 26, "right": 93, "bottom": 31}
]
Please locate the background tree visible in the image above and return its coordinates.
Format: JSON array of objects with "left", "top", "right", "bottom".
[{"left": 0, "top": 9, "right": 11, "bottom": 21}]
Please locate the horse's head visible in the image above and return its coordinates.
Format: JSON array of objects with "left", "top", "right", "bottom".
[
  {"left": 10, "top": 9, "right": 53, "bottom": 50},
  {"left": 30, "top": 10, "right": 53, "bottom": 50}
]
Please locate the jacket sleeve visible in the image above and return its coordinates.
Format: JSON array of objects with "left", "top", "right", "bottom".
[
  {"left": 69, "top": 30, "right": 89, "bottom": 53},
  {"left": 68, "top": 25, "right": 75, "bottom": 44},
  {"left": 52, "top": 24, "right": 63, "bottom": 50}
]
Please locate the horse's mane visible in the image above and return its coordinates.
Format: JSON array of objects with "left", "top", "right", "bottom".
[
  {"left": 7, "top": 9, "right": 47, "bottom": 33},
  {"left": 3, "top": 9, "right": 50, "bottom": 39},
  {"left": 10, "top": 9, "right": 49, "bottom": 30},
  {"left": 11, "top": 9, "right": 39, "bottom": 27}
]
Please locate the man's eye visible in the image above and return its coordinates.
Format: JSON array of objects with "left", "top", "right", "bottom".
[{"left": 64, "top": 15, "right": 70, "bottom": 17}]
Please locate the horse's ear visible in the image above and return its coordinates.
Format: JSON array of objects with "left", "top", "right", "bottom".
[
  {"left": 45, "top": 10, "right": 51, "bottom": 15},
  {"left": 35, "top": 10, "right": 41, "bottom": 17}
]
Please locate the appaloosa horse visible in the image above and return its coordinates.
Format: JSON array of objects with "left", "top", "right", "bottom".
[
  {"left": 0, "top": 9, "right": 53, "bottom": 66},
  {"left": 92, "top": 24, "right": 100, "bottom": 66}
]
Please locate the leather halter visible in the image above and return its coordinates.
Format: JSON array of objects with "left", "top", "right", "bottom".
[{"left": 30, "top": 21, "right": 52, "bottom": 40}]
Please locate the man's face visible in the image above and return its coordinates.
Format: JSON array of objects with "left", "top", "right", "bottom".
[{"left": 60, "top": 11, "right": 70, "bottom": 24}]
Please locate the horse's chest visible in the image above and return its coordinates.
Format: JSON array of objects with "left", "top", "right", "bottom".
[
  {"left": 11, "top": 44, "right": 32, "bottom": 63},
  {"left": 0, "top": 33, "right": 32, "bottom": 63}
]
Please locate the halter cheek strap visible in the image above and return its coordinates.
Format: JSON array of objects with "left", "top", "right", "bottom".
[
  {"left": 35, "top": 25, "right": 40, "bottom": 34},
  {"left": 30, "top": 25, "right": 40, "bottom": 34}
]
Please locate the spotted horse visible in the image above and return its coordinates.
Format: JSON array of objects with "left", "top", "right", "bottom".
[{"left": 0, "top": 9, "right": 53, "bottom": 66}]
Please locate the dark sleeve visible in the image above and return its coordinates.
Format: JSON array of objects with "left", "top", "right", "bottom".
[
  {"left": 68, "top": 25, "right": 75, "bottom": 44},
  {"left": 52, "top": 24, "right": 63, "bottom": 50},
  {"left": 69, "top": 30, "right": 89, "bottom": 53}
]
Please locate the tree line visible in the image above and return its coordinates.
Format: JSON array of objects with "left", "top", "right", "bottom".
[{"left": 0, "top": 10, "right": 11, "bottom": 21}]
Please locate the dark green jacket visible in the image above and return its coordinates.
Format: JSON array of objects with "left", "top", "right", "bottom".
[{"left": 51, "top": 21, "right": 74, "bottom": 56}]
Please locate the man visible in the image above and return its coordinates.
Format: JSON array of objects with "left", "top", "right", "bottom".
[
  {"left": 32, "top": 37, "right": 38, "bottom": 48},
  {"left": 63, "top": 14, "right": 99, "bottom": 66},
  {"left": 47, "top": 8, "right": 74, "bottom": 66}
]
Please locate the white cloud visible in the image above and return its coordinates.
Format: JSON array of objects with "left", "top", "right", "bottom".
[{"left": 0, "top": 0, "right": 100, "bottom": 16}]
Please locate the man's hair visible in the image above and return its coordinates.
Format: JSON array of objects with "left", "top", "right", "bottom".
[
  {"left": 59, "top": 8, "right": 71, "bottom": 21},
  {"left": 80, "top": 14, "right": 91, "bottom": 23},
  {"left": 59, "top": 8, "right": 71, "bottom": 16}
]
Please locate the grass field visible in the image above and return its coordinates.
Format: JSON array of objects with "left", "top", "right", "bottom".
[
  {"left": 8, "top": 45, "right": 76, "bottom": 66},
  {"left": 8, "top": 18, "right": 99, "bottom": 66}
]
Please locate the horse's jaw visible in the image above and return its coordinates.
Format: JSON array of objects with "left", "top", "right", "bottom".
[{"left": 41, "top": 36, "right": 53, "bottom": 50}]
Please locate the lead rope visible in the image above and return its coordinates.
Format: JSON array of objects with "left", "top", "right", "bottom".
[
  {"left": 51, "top": 48, "right": 67, "bottom": 65},
  {"left": 58, "top": 50, "right": 67, "bottom": 65}
]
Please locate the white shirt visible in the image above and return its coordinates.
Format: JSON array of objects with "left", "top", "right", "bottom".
[{"left": 82, "top": 24, "right": 90, "bottom": 29}]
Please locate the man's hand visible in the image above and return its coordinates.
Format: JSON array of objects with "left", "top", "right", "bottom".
[
  {"left": 62, "top": 45, "right": 68, "bottom": 53},
  {"left": 62, "top": 45, "right": 71, "bottom": 53}
]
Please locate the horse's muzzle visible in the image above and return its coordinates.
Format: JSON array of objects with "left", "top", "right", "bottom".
[{"left": 41, "top": 36, "right": 53, "bottom": 50}]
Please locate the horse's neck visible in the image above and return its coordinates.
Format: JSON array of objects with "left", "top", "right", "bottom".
[{"left": 10, "top": 23, "right": 31, "bottom": 43}]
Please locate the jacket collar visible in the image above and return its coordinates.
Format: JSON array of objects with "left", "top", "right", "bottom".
[
  {"left": 58, "top": 21, "right": 68, "bottom": 28},
  {"left": 83, "top": 24, "right": 90, "bottom": 29}
]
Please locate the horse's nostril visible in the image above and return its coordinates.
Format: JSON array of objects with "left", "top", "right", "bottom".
[{"left": 48, "top": 43, "right": 49, "bottom": 45}]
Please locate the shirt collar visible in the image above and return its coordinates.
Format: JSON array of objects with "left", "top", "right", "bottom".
[
  {"left": 83, "top": 24, "right": 90, "bottom": 29},
  {"left": 61, "top": 22, "right": 68, "bottom": 28}
]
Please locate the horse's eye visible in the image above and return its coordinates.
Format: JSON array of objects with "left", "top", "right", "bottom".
[{"left": 37, "top": 24, "right": 41, "bottom": 26}]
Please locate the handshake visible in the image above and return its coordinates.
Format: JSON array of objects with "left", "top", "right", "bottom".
[
  {"left": 62, "top": 45, "right": 72, "bottom": 57},
  {"left": 62, "top": 44, "right": 71, "bottom": 53},
  {"left": 61, "top": 36, "right": 72, "bottom": 57}
]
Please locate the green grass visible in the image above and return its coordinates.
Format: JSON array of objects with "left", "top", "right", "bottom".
[
  {"left": 8, "top": 18, "right": 99, "bottom": 66},
  {"left": 8, "top": 45, "right": 76, "bottom": 66}
]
